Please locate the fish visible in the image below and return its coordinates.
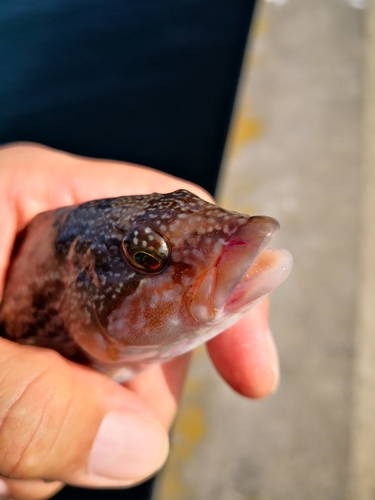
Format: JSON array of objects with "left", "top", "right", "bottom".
[{"left": 0, "top": 189, "right": 292, "bottom": 381}]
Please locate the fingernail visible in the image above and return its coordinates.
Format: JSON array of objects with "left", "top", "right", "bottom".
[
  {"left": 265, "top": 328, "right": 280, "bottom": 392},
  {"left": 0, "top": 478, "right": 10, "bottom": 498},
  {"left": 88, "top": 411, "right": 169, "bottom": 481}
]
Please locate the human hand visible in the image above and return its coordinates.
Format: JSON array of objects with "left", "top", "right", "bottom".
[{"left": 0, "top": 143, "right": 279, "bottom": 499}]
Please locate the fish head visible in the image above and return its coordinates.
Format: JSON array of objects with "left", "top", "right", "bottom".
[{"left": 80, "top": 190, "right": 292, "bottom": 368}]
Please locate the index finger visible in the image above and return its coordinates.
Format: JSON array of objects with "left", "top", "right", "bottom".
[
  {"left": 206, "top": 298, "right": 279, "bottom": 398},
  {"left": 0, "top": 142, "right": 211, "bottom": 295}
]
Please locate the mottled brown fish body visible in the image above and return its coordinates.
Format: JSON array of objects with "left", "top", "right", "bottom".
[
  {"left": 0, "top": 210, "right": 80, "bottom": 357},
  {"left": 0, "top": 190, "right": 292, "bottom": 380}
]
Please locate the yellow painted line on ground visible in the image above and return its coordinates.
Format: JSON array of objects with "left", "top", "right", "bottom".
[{"left": 226, "top": 111, "right": 263, "bottom": 158}]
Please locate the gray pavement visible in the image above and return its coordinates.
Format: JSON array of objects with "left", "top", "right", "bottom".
[
  {"left": 155, "top": 1, "right": 368, "bottom": 499},
  {"left": 348, "top": 1, "right": 375, "bottom": 498}
]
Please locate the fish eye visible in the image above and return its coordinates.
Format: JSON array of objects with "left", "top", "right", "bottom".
[{"left": 122, "top": 227, "right": 170, "bottom": 273}]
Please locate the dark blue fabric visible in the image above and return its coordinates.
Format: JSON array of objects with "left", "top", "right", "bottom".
[
  {"left": 53, "top": 479, "right": 156, "bottom": 500},
  {"left": 0, "top": 0, "right": 256, "bottom": 194}
]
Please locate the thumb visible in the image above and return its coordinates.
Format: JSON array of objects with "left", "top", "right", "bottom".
[{"left": 0, "top": 339, "right": 169, "bottom": 488}]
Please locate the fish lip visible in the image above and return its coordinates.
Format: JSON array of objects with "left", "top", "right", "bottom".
[
  {"left": 222, "top": 247, "right": 293, "bottom": 315},
  {"left": 189, "top": 216, "right": 282, "bottom": 322},
  {"left": 211, "top": 215, "right": 281, "bottom": 314}
]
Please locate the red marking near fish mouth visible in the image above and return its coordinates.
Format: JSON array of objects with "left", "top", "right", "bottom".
[
  {"left": 225, "top": 238, "right": 248, "bottom": 246},
  {"left": 189, "top": 215, "right": 292, "bottom": 322}
]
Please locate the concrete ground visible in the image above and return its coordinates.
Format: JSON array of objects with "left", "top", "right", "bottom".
[{"left": 154, "top": 0, "right": 374, "bottom": 499}]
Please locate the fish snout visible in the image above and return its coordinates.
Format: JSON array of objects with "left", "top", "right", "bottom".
[
  {"left": 189, "top": 216, "right": 283, "bottom": 322},
  {"left": 212, "top": 216, "right": 280, "bottom": 312}
]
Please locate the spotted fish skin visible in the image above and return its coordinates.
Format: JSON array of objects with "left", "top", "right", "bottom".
[{"left": 0, "top": 190, "right": 292, "bottom": 380}]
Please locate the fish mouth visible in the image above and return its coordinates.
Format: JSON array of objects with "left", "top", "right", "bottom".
[{"left": 189, "top": 216, "right": 292, "bottom": 322}]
